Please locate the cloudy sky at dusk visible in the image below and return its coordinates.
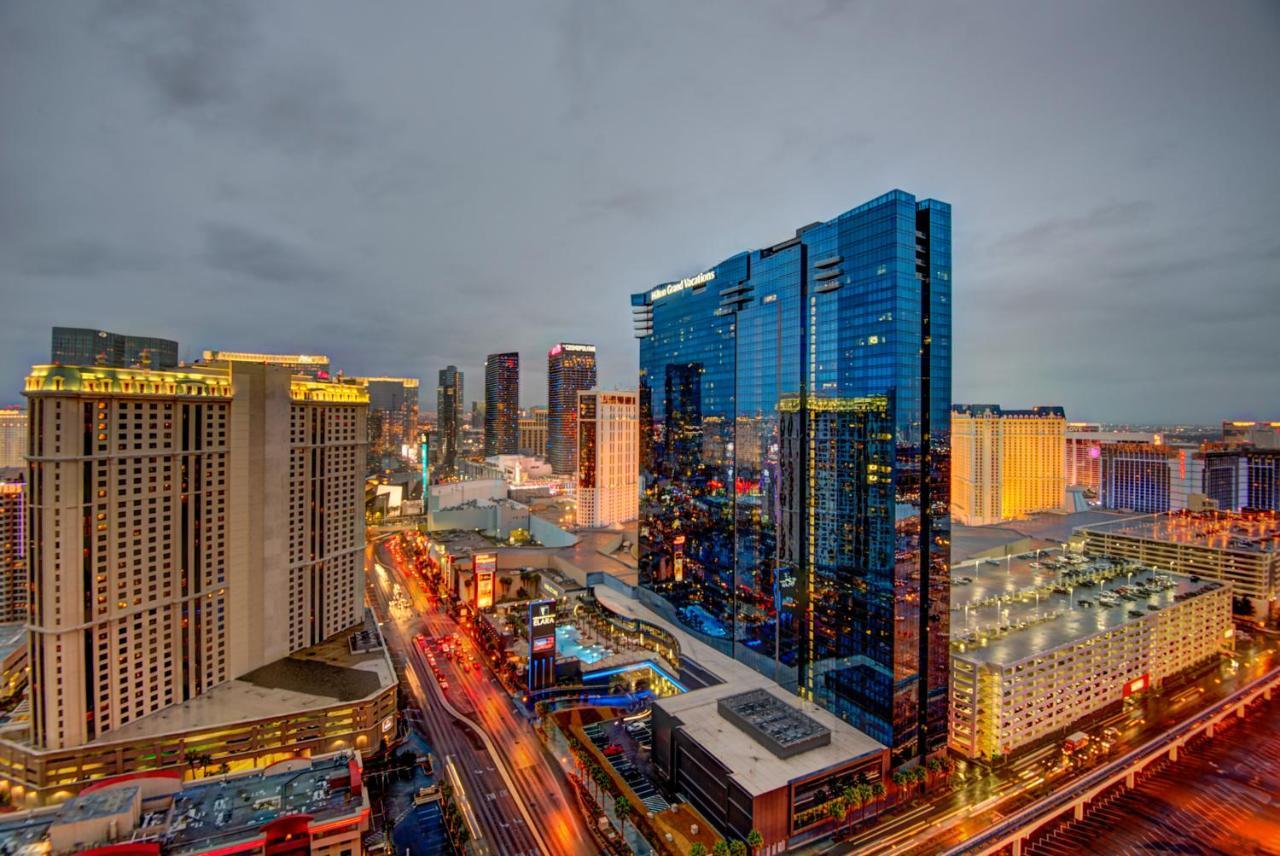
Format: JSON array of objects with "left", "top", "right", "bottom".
[{"left": 2, "top": 1, "right": 1277, "bottom": 423}]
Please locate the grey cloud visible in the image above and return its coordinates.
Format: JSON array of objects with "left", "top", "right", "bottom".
[
  {"left": 201, "top": 223, "right": 335, "bottom": 287},
  {"left": 93, "top": 0, "right": 367, "bottom": 155},
  {"left": 13, "top": 239, "right": 162, "bottom": 278},
  {"left": 3, "top": 1, "right": 1278, "bottom": 423}
]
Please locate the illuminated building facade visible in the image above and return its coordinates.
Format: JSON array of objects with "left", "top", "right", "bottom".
[
  {"left": 576, "top": 390, "right": 639, "bottom": 528},
  {"left": 53, "top": 327, "right": 179, "bottom": 369},
  {"left": 949, "top": 556, "right": 1231, "bottom": 761},
  {"left": 950, "top": 405, "right": 1066, "bottom": 525},
  {"left": 199, "top": 350, "right": 331, "bottom": 378},
  {"left": 0, "top": 409, "right": 25, "bottom": 469},
  {"left": 484, "top": 352, "right": 520, "bottom": 457},
  {"left": 1065, "top": 425, "right": 1160, "bottom": 493},
  {"left": 436, "top": 365, "right": 463, "bottom": 477},
  {"left": 547, "top": 343, "right": 597, "bottom": 474},
  {"left": 22, "top": 361, "right": 367, "bottom": 752},
  {"left": 0, "top": 471, "right": 25, "bottom": 623},
  {"left": 1100, "top": 442, "right": 1177, "bottom": 512},
  {"left": 0, "top": 751, "right": 373, "bottom": 853},
  {"left": 631, "top": 189, "right": 951, "bottom": 765},
  {"left": 519, "top": 406, "right": 548, "bottom": 458},
  {"left": 1222, "top": 420, "right": 1280, "bottom": 449},
  {"left": 1077, "top": 511, "right": 1280, "bottom": 619},
  {"left": 362, "top": 377, "right": 420, "bottom": 455}
]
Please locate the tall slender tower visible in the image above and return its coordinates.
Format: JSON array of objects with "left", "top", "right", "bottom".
[
  {"left": 484, "top": 353, "right": 520, "bottom": 456},
  {"left": 631, "top": 190, "right": 951, "bottom": 767},
  {"left": 547, "top": 344, "right": 597, "bottom": 474},
  {"left": 436, "top": 366, "right": 463, "bottom": 477}
]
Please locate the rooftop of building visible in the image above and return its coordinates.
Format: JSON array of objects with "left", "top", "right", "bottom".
[
  {"left": 656, "top": 679, "right": 884, "bottom": 797},
  {"left": 1076, "top": 511, "right": 1280, "bottom": 555},
  {"left": 0, "top": 752, "right": 364, "bottom": 855},
  {"left": 594, "top": 586, "right": 885, "bottom": 795},
  {"left": 953, "top": 510, "right": 1132, "bottom": 560},
  {"left": 56, "top": 783, "right": 139, "bottom": 822},
  {"left": 951, "top": 548, "right": 1225, "bottom": 667},
  {"left": 0, "top": 622, "right": 26, "bottom": 666},
  {"left": 952, "top": 404, "right": 1066, "bottom": 419},
  {"left": 164, "top": 754, "right": 364, "bottom": 854},
  {"left": 1066, "top": 428, "right": 1160, "bottom": 442},
  {"left": 23, "top": 360, "right": 367, "bottom": 403},
  {"left": 51, "top": 619, "right": 393, "bottom": 748}
]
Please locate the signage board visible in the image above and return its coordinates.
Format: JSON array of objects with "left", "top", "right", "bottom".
[{"left": 474, "top": 553, "right": 496, "bottom": 609}]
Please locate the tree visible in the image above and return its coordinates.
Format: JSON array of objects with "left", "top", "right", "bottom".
[
  {"left": 871, "top": 781, "right": 886, "bottom": 814},
  {"left": 690, "top": 845, "right": 707, "bottom": 856},
  {"left": 712, "top": 841, "right": 730, "bottom": 856},
  {"left": 891, "top": 768, "right": 911, "bottom": 800},
  {"left": 827, "top": 797, "right": 846, "bottom": 829},
  {"left": 747, "top": 829, "right": 763, "bottom": 855},
  {"left": 729, "top": 841, "right": 747, "bottom": 856},
  {"left": 613, "top": 794, "right": 632, "bottom": 839}
]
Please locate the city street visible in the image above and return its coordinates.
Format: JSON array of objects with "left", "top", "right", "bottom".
[{"left": 367, "top": 536, "right": 601, "bottom": 856}]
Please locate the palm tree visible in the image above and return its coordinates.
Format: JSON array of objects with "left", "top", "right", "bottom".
[
  {"left": 871, "top": 781, "right": 886, "bottom": 815},
  {"left": 746, "top": 829, "right": 763, "bottom": 855},
  {"left": 613, "top": 794, "right": 632, "bottom": 839},
  {"left": 841, "top": 785, "right": 858, "bottom": 832},
  {"left": 891, "top": 768, "right": 911, "bottom": 803}
]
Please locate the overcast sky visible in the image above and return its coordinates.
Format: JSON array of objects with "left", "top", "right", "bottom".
[{"left": 2, "top": 1, "right": 1277, "bottom": 423}]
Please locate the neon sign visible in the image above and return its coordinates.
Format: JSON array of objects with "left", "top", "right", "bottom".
[{"left": 650, "top": 270, "right": 714, "bottom": 301}]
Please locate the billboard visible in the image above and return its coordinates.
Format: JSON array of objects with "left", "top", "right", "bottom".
[
  {"left": 528, "top": 599, "right": 557, "bottom": 692},
  {"left": 474, "top": 553, "right": 496, "bottom": 609}
]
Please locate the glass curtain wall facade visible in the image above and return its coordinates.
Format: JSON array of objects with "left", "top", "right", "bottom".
[
  {"left": 436, "top": 366, "right": 463, "bottom": 477},
  {"left": 547, "top": 344, "right": 598, "bottom": 474},
  {"left": 484, "top": 353, "right": 520, "bottom": 457},
  {"left": 51, "top": 327, "right": 179, "bottom": 369},
  {"left": 632, "top": 190, "right": 951, "bottom": 765}
]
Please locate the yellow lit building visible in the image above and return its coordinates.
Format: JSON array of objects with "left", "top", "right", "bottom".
[
  {"left": 19, "top": 359, "right": 370, "bottom": 772},
  {"left": 951, "top": 404, "right": 1067, "bottom": 526}
]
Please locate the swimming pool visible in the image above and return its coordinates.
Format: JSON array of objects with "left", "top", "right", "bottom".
[{"left": 555, "top": 625, "right": 610, "bottom": 664}]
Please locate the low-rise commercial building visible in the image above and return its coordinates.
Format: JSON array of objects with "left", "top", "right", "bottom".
[
  {"left": 653, "top": 682, "right": 887, "bottom": 854},
  {"left": 0, "top": 751, "right": 369, "bottom": 855},
  {"left": 948, "top": 552, "right": 1232, "bottom": 761},
  {"left": 1076, "top": 511, "right": 1280, "bottom": 620},
  {"left": 0, "top": 621, "right": 396, "bottom": 807}
]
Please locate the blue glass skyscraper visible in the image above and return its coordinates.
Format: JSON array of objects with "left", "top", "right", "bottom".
[{"left": 632, "top": 190, "right": 951, "bottom": 765}]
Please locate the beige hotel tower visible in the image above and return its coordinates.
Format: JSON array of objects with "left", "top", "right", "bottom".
[{"left": 23, "top": 357, "right": 368, "bottom": 751}]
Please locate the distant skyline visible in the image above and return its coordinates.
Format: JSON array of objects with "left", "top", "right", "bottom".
[{"left": 2, "top": 2, "right": 1278, "bottom": 422}]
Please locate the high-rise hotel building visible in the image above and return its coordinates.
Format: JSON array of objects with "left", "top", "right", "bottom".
[
  {"left": 547, "top": 344, "right": 597, "bottom": 474},
  {"left": 631, "top": 189, "right": 951, "bottom": 765},
  {"left": 23, "top": 360, "right": 367, "bottom": 750},
  {"left": 362, "top": 376, "right": 420, "bottom": 456},
  {"left": 0, "top": 469, "right": 25, "bottom": 623},
  {"left": 484, "top": 353, "right": 520, "bottom": 457},
  {"left": 0, "top": 408, "right": 26, "bottom": 469},
  {"left": 436, "top": 366, "right": 463, "bottom": 477},
  {"left": 950, "top": 405, "right": 1067, "bottom": 526},
  {"left": 576, "top": 390, "right": 639, "bottom": 528}
]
